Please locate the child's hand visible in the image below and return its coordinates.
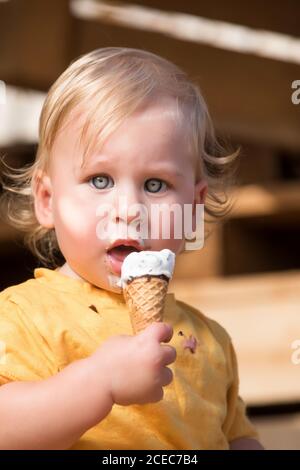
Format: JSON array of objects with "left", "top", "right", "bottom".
[{"left": 89, "top": 322, "right": 176, "bottom": 406}]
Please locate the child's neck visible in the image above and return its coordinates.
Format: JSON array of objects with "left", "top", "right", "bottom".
[{"left": 58, "top": 262, "right": 84, "bottom": 281}]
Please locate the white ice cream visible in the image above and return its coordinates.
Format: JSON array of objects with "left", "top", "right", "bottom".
[{"left": 117, "top": 249, "right": 176, "bottom": 288}]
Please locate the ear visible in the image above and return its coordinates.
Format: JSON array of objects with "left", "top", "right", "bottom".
[
  {"left": 189, "top": 179, "right": 208, "bottom": 235},
  {"left": 32, "top": 170, "right": 54, "bottom": 229},
  {"left": 193, "top": 179, "right": 208, "bottom": 214}
]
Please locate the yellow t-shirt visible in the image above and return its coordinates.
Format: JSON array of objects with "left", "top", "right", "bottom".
[{"left": 0, "top": 268, "right": 258, "bottom": 449}]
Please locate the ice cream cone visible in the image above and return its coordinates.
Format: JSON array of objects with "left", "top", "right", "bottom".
[
  {"left": 118, "top": 248, "right": 176, "bottom": 334},
  {"left": 123, "top": 275, "right": 169, "bottom": 334}
]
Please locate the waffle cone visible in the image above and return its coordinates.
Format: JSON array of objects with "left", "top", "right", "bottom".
[{"left": 123, "top": 275, "right": 169, "bottom": 334}]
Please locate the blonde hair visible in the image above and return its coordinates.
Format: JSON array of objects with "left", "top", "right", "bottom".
[{"left": 0, "top": 47, "right": 239, "bottom": 267}]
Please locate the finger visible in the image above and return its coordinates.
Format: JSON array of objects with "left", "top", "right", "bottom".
[
  {"left": 161, "top": 367, "right": 174, "bottom": 387},
  {"left": 161, "top": 345, "right": 177, "bottom": 366},
  {"left": 137, "top": 388, "right": 163, "bottom": 405},
  {"left": 142, "top": 322, "right": 173, "bottom": 344},
  {"left": 150, "top": 387, "right": 164, "bottom": 403}
]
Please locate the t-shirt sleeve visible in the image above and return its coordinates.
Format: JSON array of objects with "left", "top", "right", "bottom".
[
  {"left": 0, "top": 295, "right": 57, "bottom": 385},
  {"left": 222, "top": 339, "right": 259, "bottom": 443}
]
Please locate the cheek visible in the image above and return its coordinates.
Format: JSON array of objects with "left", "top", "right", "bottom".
[
  {"left": 148, "top": 203, "right": 183, "bottom": 240},
  {"left": 148, "top": 186, "right": 195, "bottom": 244},
  {"left": 151, "top": 237, "right": 184, "bottom": 256},
  {"left": 53, "top": 195, "right": 96, "bottom": 240}
]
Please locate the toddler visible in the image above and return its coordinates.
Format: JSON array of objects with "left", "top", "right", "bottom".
[{"left": 0, "top": 47, "right": 262, "bottom": 450}]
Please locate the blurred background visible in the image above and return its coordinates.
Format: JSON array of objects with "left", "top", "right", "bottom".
[{"left": 0, "top": 0, "right": 300, "bottom": 449}]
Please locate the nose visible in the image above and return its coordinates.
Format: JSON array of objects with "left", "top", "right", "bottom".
[{"left": 113, "top": 184, "right": 144, "bottom": 225}]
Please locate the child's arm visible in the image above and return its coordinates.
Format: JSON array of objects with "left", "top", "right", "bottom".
[
  {"left": 229, "top": 437, "right": 264, "bottom": 450},
  {"left": 0, "top": 357, "right": 113, "bottom": 450},
  {"left": 0, "top": 322, "right": 175, "bottom": 449}
]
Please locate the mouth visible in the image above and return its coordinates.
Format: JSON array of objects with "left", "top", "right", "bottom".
[
  {"left": 106, "top": 240, "right": 143, "bottom": 275},
  {"left": 108, "top": 244, "right": 140, "bottom": 260}
]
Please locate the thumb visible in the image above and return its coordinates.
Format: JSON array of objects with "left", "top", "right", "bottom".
[{"left": 140, "top": 321, "right": 173, "bottom": 343}]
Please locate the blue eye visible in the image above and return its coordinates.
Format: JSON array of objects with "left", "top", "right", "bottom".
[
  {"left": 145, "top": 178, "right": 167, "bottom": 193},
  {"left": 90, "top": 175, "right": 113, "bottom": 190}
]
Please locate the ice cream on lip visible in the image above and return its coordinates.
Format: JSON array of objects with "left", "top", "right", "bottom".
[
  {"left": 105, "top": 238, "right": 149, "bottom": 277},
  {"left": 117, "top": 249, "right": 176, "bottom": 289}
]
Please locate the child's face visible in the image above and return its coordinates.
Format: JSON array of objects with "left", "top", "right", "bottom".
[{"left": 35, "top": 96, "right": 207, "bottom": 292}]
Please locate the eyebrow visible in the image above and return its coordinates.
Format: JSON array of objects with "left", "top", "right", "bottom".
[
  {"left": 82, "top": 157, "right": 183, "bottom": 178},
  {"left": 81, "top": 156, "right": 109, "bottom": 169},
  {"left": 149, "top": 167, "right": 183, "bottom": 178}
]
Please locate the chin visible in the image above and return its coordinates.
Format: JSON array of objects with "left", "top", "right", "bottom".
[
  {"left": 110, "top": 285, "right": 123, "bottom": 294},
  {"left": 106, "top": 273, "right": 123, "bottom": 294}
]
